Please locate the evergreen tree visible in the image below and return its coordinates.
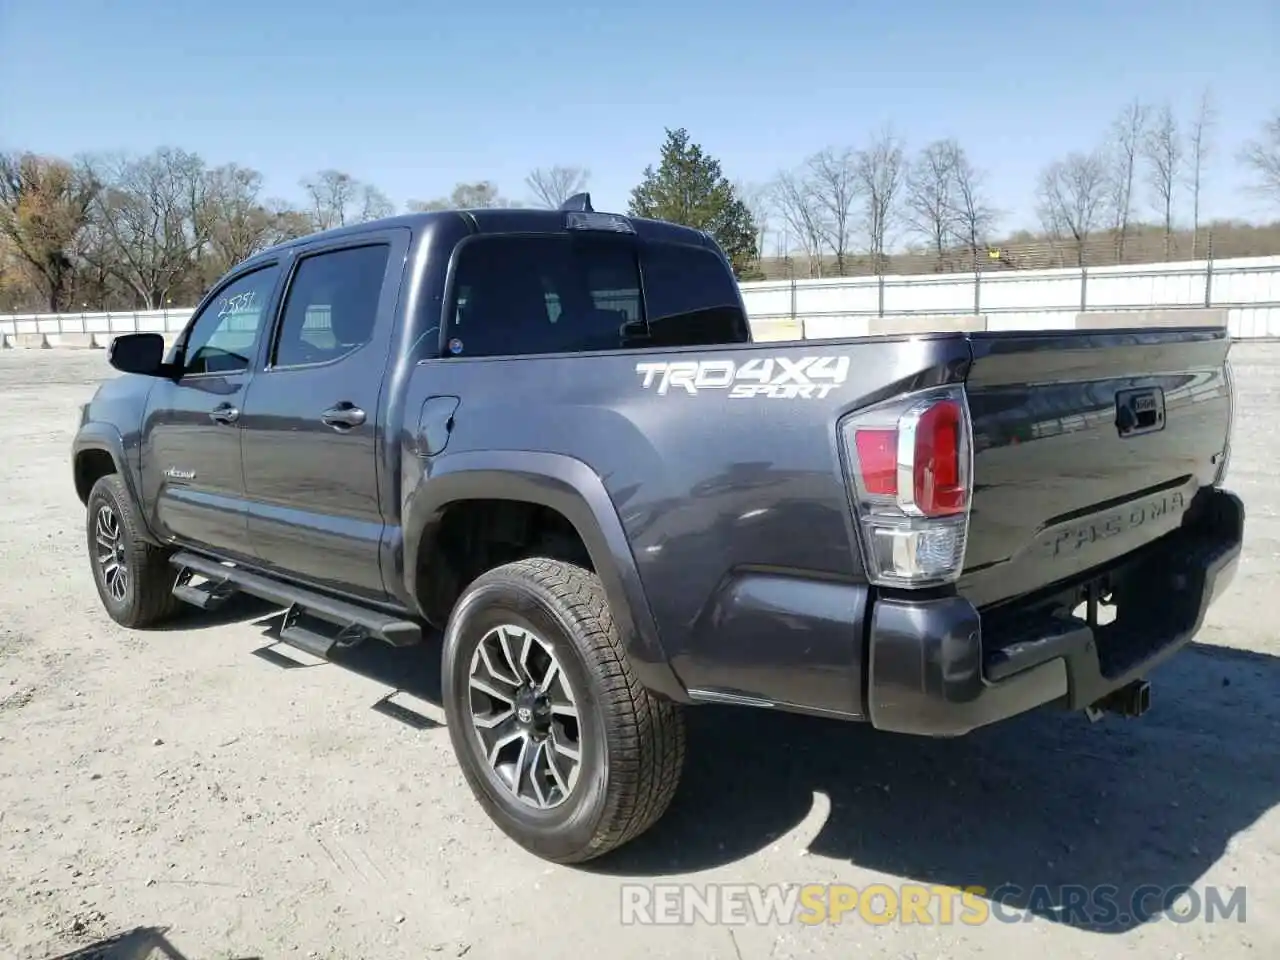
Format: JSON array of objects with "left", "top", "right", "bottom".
[{"left": 628, "top": 128, "right": 762, "bottom": 279}]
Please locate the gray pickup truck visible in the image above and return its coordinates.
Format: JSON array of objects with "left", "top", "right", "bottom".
[{"left": 72, "top": 196, "right": 1243, "bottom": 864}]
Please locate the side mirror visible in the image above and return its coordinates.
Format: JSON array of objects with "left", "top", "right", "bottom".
[{"left": 108, "top": 332, "right": 168, "bottom": 376}]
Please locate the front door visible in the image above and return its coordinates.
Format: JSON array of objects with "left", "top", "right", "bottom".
[
  {"left": 239, "top": 231, "right": 407, "bottom": 601},
  {"left": 142, "top": 261, "right": 283, "bottom": 559}
]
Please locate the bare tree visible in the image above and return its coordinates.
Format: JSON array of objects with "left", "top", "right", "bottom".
[
  {"left": 1187, "top": 88, "right": 1216, "bottom": 257},
  {"left": 0, "top": 151, "right": 98, "bottom": 311},
  {"left": 855, "top": 127, "right": 906, "bottom": 274},
  {"left": 71, "top": 200, "right": 119, "bottom": 309},
  {"left": 357, "top": 184, "right": 394, "bottom": 222},
  {"left": 1037, "top": 151, "right": 1108, "bottom": 267},
  {"left": 88, "top": 147, "right": 212, "bottom": 309},
  {"left": 405, "top": 198, "right": 445, "bottom": 213},
  {"left": 525, "top": 166, "right": 589, "bottom": 208},
  {"left": 1105, "top": 99, "right": 1148, "bottom": 262},
  {"left": 408, "top": 181, "right": 509, "bottom": 212},
  {"left": 202, "top": 163, "right": 274, "bottom": 278},
  {"left": 1143, "top": 103, "right": 1184, "bottom": 260},
  {"left": 768, "top": 168, "right": 825, "bottom": 277},
  {"left": 951, "top": 146, "right": 999, "bottom": 262},
  {"left": 301, "top": 169, "right": 358, "bottom": 231},
  {"left": 735, "top": 179, "right": 771, "bottom": 273},
  {"left": 454, "top": 181, "right": 508, "bottom": 208},
  {"left": 0, "top": 145, "right": 409, "bottom": 310},
  {"left": 265, "top": 199, "right": 315, "bottom": 245},
  {"left": 904, "top": 140, "right": 960, "bottom": 269},
  {"left": 806, "top": 147, "right": 860, "bottom": 275},
  {"left": 299, "top": 170, "right": 394, "bottom": 229},
  {"left": 1239, "top": 109, "right": 1280, "bottom": 209}
]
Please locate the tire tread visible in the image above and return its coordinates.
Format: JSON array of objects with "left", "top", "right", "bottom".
[
  {"left": 87, "top": 474, "right": 182, "bottom": 628},
  {"left": 456, "top": 557, "right": 686, "bottom": 862}
]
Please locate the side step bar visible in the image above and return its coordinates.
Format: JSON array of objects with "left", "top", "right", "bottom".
[
  {"left": 277, "top": 604, "right": 372, "bottom": 659},
  {"left": 169, "top": 551, "right": 422, "bottom": 651},
  {"left": 173, "top": 566, "right": 238, "bottom": 610}
]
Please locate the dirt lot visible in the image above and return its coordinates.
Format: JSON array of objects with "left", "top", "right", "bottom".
[{"left": 1, "top": 344, "right": 1277, "bottom": 960}]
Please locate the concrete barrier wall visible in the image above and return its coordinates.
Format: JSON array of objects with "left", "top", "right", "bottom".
[
  {"left": 866, "top": 314, "right": 989, "bottom": 334},
  {"left": 3, "top": 333, "right": 112, "bottom": 349},
  {"left": 751, "top": 318, "right": 805, "bottom": 342},
  {"left": 2, "top": 332, "right": 179, "bottom": 350},
  {"left": 1072, "top": 308, "right": 1228, "bottom": 329},
  {"left": 46, "top": 333, "right": 100, "bottom": 349},
  {"left": 841, "top": 308, "right": 1230, "bottom": 337},
  {"left": 3, "top": 333, "right": 51, "bottom": 349}
]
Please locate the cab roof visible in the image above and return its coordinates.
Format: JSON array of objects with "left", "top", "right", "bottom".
[{"left": 246, "top": 203, "right": 718, "bottom": 266}]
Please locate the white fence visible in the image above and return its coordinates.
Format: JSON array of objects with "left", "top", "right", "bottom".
[
  {"left": 2, "top": 253, "right": 1278, "bottom": 344},
  {"left": 738, "top": 254, "right": 1280, "bottom": 340}
]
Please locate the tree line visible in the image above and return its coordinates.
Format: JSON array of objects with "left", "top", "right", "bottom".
[
  {"left": 757, "top": 95, "right": 1280, "bottom": 278},
  {"left": 2, "top": 99, "right": 1278, "bottom": 313}
]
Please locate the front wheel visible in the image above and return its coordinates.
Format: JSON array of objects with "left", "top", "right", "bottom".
[
  {"left": 85, "top": 473, "right": 182, "bottom": 628},
  {"left": 441, "top": 557, "right": 686, "bottom": 864}
]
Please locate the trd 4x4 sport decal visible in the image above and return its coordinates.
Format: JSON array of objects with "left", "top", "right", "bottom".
[{"left": 634, "top": 356, "right": 849, "bottom": 399}]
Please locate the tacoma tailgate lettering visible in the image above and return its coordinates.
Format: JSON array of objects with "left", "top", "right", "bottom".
[{"left": 1046, "top": 489, "right": 1186, "bottom": 557}]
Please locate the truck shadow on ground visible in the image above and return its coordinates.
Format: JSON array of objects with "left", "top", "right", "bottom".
[
  {"left": 585, "top": 640, "right": 1280, "bottom": 934},
  {"left": 177, "top": 598, "right": 1277, "bottom": 935},
  {"left": 44, "top": 924, "right": 260, "bottom": 959},
  {"left": 190, "top": 596, "right": 447, "bottom": 728}
]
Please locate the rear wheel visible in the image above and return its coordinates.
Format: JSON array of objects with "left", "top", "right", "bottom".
[
  {"left": 441, "top": 557, "right": 686, "bottom": 863},
  {"left": 85, "top": 474, "right": 182, "bottom": 628}
]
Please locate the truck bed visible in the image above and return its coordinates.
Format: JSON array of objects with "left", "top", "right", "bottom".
[{"left": 403, "top": 323, "right": 1235, "bottom": 725}]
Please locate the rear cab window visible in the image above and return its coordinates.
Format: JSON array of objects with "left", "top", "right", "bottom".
[
  {"left": 640, "top": 241, "right": 751, "bottom": 348},
  {"left": 443, "top": 230, "right": 749, "bottom": 358}
]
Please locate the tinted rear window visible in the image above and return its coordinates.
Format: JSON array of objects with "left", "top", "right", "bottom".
[
  {"left": 444, "top": 234, "right": 749, "bottom": 357},
  {"left": 447, "top": 235, "right": 642, "bottom": 357},
  {"left": 640, "top": 241, "right": 751, "bottom": 347}
]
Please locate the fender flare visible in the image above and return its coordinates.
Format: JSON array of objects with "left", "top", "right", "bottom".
[
  {"left": 72, "top": 424, "right": 161, "bottom": 543},
  {"left": 402, "top": 449, "right": 688, "bottom": 703}
]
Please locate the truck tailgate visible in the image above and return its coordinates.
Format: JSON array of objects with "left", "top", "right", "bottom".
[{"left": 958, "top": 328, "right": 1232, "bottom": 610}]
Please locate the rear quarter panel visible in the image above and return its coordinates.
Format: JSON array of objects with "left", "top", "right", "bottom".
[{"left": 402, "top": 335, "right": 971, "bottom": 710}]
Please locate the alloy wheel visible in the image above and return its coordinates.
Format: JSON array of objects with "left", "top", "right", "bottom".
[
  {"left": 93, "top": 503, "right": 129, "bottom": 603},
  {"left": 467, "top": 624, "right": 582, "bottom": 810}
]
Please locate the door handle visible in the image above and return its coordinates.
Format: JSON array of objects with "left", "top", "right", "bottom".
[
  {"left": 209, "top": 403, "right": 239, "bottom": 425},
  {"left": 321, "top": 402, "right": 367, "bottom": 429}
]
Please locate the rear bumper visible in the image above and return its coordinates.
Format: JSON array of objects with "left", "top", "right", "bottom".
[{"left": 866, "top": 487, "right": 1245, "bottom": 737}]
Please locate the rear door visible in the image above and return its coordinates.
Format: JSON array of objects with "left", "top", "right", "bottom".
[
  {"left": 959, "top": 328, "right": 1232, "bottom": 609},
  {"left": 238, "top": 228, "right": 409, "bottom": 601},
  {"left": 141, "top": 260, "right": 284, "bottom": 559}
]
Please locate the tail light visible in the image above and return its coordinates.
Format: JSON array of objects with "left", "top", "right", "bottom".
[{"left": 839, "top": 385, "right": 973, "bottom": 588}]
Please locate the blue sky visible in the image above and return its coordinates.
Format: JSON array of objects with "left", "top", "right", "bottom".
[{"left": 1, "top": 0, "right": 1276, "bottom": 244}]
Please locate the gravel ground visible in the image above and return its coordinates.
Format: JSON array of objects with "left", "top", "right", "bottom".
[{"left": 0, "top": 344, "right": 1277, "bottom": 960}]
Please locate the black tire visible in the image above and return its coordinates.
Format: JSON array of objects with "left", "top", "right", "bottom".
[
  {"left": 441, "top": 557, "right": 686, "bottom": 864},
  {"left": 85, "top": 473, "right": 182, "bottom": 628}
]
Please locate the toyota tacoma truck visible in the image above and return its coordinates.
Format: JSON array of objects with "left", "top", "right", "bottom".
[{"left": 72, "top": 196, "right": 1243, "bottom": 865}]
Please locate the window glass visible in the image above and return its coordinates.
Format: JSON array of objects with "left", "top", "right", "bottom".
[
  {"left": 183, "top": 264, "right": 280, "bottom": 375},
  {"left": 274, "top": 244, "right": 390, "bottom": 367},
  {"left": 641, "top": 242, "right": 750, "bottom": 347},
  {"left": 447, "top": 236, "right": 642, "bottom": 356}
]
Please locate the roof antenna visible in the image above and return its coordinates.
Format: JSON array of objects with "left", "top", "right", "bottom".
[{"left": 560, "top": 193, "right": 593, "bottom": 212}]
